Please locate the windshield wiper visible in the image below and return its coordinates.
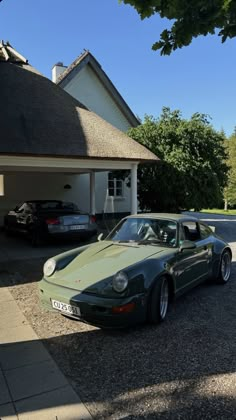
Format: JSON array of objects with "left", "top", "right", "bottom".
[
  {"left": 137, "top": 239, "right": 162, "bottom": 245},
  {"left": 117, "top": 240, "right": 134, "bottom": 243}
]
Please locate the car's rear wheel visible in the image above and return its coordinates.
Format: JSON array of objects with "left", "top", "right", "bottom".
[
  {"left": 148, "top": 276, "right": 169, "bottom": 324},
  {"left": 216, "top": 249, "right": 231, "bottom": 284}
]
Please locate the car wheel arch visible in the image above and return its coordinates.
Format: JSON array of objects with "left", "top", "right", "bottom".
[
  {"left": 212, "top": 246, "right": 232, "bottom": 280},
  {"left": 147, "top": 272, "right": 175, "bottom": 303},
  {"left": 224, "top": 246, "right": 232, "bottom": 260},
  {"left": 146, "top": 273, "right": 174, "bottom": 323}
]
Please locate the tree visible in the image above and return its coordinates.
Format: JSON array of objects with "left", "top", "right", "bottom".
[
  {"left": 224, "top": 133, "right": 236, "bottom": 209},
  {"left": 127, "top": 108, "right": 228, "bottom": 212},
  {"left": 120, "top": 0, "right": 236, "bottom": 55}
]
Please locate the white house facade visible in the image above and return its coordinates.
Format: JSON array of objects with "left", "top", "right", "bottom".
[{"left": 53, "top": 51, "right": 140, "bottom": 216}]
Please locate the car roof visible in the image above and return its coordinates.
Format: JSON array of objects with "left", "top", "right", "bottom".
[
  {"left": 25, "top": 200, "right": 62, "bottom": 203},
  {"left": 126, "top": 213, "right": 198, "bottom": 223}
]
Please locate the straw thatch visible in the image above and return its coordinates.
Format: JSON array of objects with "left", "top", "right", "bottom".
[{"left": 0, "top": 43, "right": 158, "bottom": 162}]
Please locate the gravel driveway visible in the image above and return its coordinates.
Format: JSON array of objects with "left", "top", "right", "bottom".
[{"left": 1, "top": 213, "right": 236, "bottom": 419}]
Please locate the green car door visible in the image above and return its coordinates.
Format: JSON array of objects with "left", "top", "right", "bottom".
[{"left": 174, "top": 221, "right": 209, "bottom": 294}]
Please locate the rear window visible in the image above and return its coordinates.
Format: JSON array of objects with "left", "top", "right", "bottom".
[{"left": 36, "top": 201, "right": 79, "bottom": 211}]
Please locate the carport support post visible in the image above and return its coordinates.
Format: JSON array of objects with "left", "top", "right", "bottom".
[
  {"left": 131, "top": 163, "right": 138, "bottom": 215},
  {"left": 90, "top": 171, "right": 96, "bottom": 215}
]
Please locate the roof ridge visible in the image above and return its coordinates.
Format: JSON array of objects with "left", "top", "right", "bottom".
[
  {"left": 0, "top": 41, "right": 28, "bottom": 63},
  {"left": 56, "top": 49, "right": 90, "bottom": 84}
]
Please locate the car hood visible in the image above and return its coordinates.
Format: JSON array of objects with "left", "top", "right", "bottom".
[{"left": 50, "top": 241, "right": 166, "bottom": 294}]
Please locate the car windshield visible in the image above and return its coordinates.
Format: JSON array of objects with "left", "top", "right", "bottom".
[
  {"left": 107, "top": 217, "right": 177, "bottom": 247},
  {"left": 35, "top": 201, "right": 79, "bottom": 211}
]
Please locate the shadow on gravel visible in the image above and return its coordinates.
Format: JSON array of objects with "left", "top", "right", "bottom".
[
  {"left": 1, "top": 262, "right": 236, "bottom": 419},
  {"left": 0, "top": 258, "right": 45, "bottom": 287},
  {"left": 38, "top": 267, "right": 236, "bottom": 419}
]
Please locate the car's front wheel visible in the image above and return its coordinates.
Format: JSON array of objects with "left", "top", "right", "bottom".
[
  {"left": 148, "top": 276, "right": 169, "bottom": 324},
  {"left": 216, "top": 249, "right": 231, "bottom": 284}
]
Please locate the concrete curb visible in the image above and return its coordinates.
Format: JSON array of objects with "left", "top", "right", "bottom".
[{"left": 0, "top": 288, "right": 92, "bottom": 420}]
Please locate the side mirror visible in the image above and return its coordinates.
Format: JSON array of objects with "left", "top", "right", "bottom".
[
  {"left": 97, "top": 233, "right": 104, "bottom": 242},
  {"left": 179, "top": 240, "right": 196, "bottom": 252}
]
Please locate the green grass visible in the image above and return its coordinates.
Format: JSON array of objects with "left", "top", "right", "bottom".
[{"left": 200, "top": 209, "right": 236, "bottom": 216}]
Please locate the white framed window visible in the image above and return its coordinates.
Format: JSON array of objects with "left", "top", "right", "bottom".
[{"left": 108, "top": 172, "right": 124, "bottom": 197}]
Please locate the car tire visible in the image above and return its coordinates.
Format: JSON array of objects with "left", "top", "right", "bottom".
[
  {"left": 148, "top": 276, "right": 169, "bottom": 324},
  {"left": 216, "top": 249, "right": 231, "bottom": 284}
]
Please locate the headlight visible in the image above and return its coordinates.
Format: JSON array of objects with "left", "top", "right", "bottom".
[
  {"left": 43, "top": 259, "right": 56, "bottom": 277},
  {"left": 112, "top": 271, "right": 128, "bottom": 293}
]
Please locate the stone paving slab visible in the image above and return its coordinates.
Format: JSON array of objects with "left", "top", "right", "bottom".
[
  {"left": 0, "top": 340, "right": 50, "bottom": 370},
  {"left": 15, "top": 386, "right": 92, "bottom": 420},
  {"left": 0, "top": 288, "right": 15, "bottom": 302},
  {"left": 0, "top": 370, "right": 11, "bottom": 405},
  {"left": 0, "top": 285, "right": 92, "bottom": 419},
  {"left": 0, "top": 403, "right": 18, "bottom": 420},
  {"left": 0, "top": 309, "right": 27, "bottom": 330},
  {"left": 0, "top": 323, "right": 38, "bottom": 344},
  {"left": 5, "top": 359, "right": 68, "bottom": 401}
]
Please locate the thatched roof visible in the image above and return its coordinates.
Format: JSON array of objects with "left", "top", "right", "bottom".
[{"left": 0, "top": 42, "right": 158, "bottom": 162}]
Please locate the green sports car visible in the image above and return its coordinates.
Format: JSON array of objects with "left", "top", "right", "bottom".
[{"left": 39, "top": 214, "right": 232, "bottom": 328}]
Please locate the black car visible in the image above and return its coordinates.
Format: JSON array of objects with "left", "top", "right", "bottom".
[{"left": 4, "top": 200, "right": 97, "bottom": 246}]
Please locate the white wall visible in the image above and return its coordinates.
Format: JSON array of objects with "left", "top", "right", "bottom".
[
  {"left": 62, "top": 65, "right": 132, "bottom": 214},
  {"left": 76, "top": 172, "right": 130, "bottom": 214},
  {"left": 64, "top": 66, "right": 131, "bottom": 132}
]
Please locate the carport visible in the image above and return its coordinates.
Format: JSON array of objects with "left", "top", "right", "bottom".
[{"left": 0, "top": 42, "right": 158, "bottom": 224}]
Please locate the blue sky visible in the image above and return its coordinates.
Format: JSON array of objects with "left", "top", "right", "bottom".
[{"left": 1, "top": 0, "right": 236, "bottom": 135}]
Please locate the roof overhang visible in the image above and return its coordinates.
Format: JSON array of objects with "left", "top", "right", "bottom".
[{"left": 0, "top": 155, "right": 140, "bottom": 173}]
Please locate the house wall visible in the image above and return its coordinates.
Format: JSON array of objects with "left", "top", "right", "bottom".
[
  {"left": 63, "top": 66, "right": 131, "bottom": 132},
  {"left": 62, "top": 65, "right": 133, "bottom": 214},
  {"left": 76, "top": 172, "right": 130, "bottom": 214}
]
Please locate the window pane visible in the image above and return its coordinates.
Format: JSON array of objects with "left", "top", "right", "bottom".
[
  {"left": 108, "top": 187, "right": 114, "bottom": 196},
  {"left": 116, "top": 188, "right": 122, "bottom": 196},
  {"left": 199, "top": 223, "right": 211, "bottom": 239},
  {"left": 182, "top": 222, "right": 200, "bottom": 241}
]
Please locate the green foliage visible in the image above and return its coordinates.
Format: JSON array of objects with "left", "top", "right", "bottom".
[
  {"left": 224, "top": 134, "right": 236, "bottom": 207},
  {"left": 120, "top": 0, "right": 236, "bottom": 54},
  {"left": 128, "top": 108, "right": 228, "bottom": 212}
]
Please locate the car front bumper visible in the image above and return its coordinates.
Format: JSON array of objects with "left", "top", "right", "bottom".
[{"left": 39, "top": 278, "right": 146, "bottom": 329}]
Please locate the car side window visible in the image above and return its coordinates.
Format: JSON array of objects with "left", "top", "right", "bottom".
[
  {"left": 181, "top": 222, "right": 201, "bottom": 242},
  {"left": 199, "top": 222, "right": 212, "bottom": 239}
]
